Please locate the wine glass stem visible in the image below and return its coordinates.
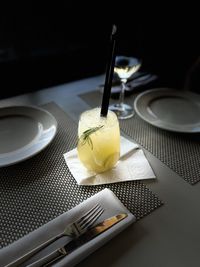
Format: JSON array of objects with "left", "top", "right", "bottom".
[{"left": 119, "top": 80, "right": 127, "bottom": 107}]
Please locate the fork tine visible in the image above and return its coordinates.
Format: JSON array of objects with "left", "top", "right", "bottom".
[
  {"left": 77, "top": 203, "right": 101, "bottom": 223},
  {"left": 78, "top": 204, "right": 101, "bottom": 225},
  {"left": 80, "top": 206, "right": 104, "bottom": 229},
  {"left": 83, "top": 207, "right": 104, "bottom": 229}
]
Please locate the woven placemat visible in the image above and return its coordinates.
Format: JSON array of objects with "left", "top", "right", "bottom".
[
  {"left": 79, "top": 91, "right": 200, "bottom": 185},
  {"left": 0, "top": 102, "right": 163, "bottom": 249}
]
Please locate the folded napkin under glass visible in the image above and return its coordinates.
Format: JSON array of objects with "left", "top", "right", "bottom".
[
  {"left": 0, "top": 189, "right": 136, "bottom": 267},
  {"left": 64, "top": 136, "right": 156, "bottom": 185}
]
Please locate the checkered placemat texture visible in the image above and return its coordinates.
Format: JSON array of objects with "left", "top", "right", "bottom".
[{"left": 0, "top": 103, "right": 163, "bottom": 249}]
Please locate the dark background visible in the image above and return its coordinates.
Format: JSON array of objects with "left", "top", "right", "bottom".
[{"left": 0, "top": 3, "right": 199, "bottom": 99}]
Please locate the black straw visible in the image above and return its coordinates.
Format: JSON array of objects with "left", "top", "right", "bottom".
[{"left": 100, "top": 24, "right": 117, "bottom": 117}]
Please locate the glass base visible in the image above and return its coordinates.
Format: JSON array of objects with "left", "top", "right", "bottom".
[{"left": 109, "top": 103, "right": 135, "bottom": 119}]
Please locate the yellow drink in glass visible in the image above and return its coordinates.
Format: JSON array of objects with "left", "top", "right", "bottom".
[{"left": 77, "top": 107, "right": 120, "bottom": 173}]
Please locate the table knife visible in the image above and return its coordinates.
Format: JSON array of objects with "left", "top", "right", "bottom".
[{"left": 27, "top": 213, "right": 127, "bottom": 267}]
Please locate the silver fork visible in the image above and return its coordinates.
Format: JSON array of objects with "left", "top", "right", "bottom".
[
  {"left": 6, "top": 203, "right": 104, "bottom": 267},
  {"left": 62, "top": 203, "right": 104, "bottom": 238}
]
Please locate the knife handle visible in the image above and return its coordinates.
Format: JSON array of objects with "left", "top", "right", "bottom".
[{"left": 26, "top": 248, "right": 67, "bottom": 267}]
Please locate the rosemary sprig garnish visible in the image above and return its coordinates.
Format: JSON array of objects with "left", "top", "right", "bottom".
[{"left": 79, "top": 125, "right": 104, "bottom": 150}]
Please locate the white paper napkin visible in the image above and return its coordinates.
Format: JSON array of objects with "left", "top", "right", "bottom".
[
  {"left": 0, "top": 189, "right": 136, "bottom": 267},
  {"left": 64, "top": 136, "right": 156, "bottom": 185}
]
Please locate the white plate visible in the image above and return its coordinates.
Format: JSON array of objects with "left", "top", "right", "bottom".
[
  {"left": 134, "top": 88, "right": 200, "bottom": 133},
  {"left": 0, "top": 105, "right": 57, "bottom": 167}
]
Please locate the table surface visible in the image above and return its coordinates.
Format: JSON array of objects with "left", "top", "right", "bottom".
[{"left": 1, "top": 74, "right": 200, "bottom": 267}]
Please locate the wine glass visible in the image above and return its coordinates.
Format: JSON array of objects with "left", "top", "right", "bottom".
[{"left": 109, "top": 55, "right": 142, "bottom": 119}]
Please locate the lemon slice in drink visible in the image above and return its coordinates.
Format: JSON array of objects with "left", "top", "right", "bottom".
[
  {"left": 103, "top": 152, "right": 119, "bottom": 171},
  {"left": 91, "top": 152, "right": 119, "bottom": 173}
]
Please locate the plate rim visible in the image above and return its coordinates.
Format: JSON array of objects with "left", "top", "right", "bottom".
[
  {"left": 0, "top": 105, "right": 57, "bottom": 167},
  {"left": 134, "top": 88, "right": 200, "bottom": 133}
]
